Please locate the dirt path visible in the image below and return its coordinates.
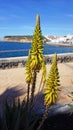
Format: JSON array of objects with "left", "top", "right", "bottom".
[{"left": 0, "top": 62, "right": 73, "bottom": 105}]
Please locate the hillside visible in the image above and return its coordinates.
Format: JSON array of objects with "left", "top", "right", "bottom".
[
  {"left": 3, "top": 35, "right": 33, "bottom": 42},
  {"left": 2, "top": 35, "right": 47, "bottom": 43}
]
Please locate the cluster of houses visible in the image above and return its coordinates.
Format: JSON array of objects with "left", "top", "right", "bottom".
[{"left": 45, "top": 34, "right": 73, "bottom": 44}]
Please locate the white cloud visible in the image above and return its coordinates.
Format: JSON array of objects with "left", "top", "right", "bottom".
[
  {"left": 0, "top": 16, "right": 7, "bottom": 20},
  {"left": 10, "top": 14, "right": 23, "bottom": 19},
  {"left": 0, "top": 14, "right": 23, "bottom": 20},
  {"left": 0, "top": 16, "right": 13, "bottom": 20},
  {"left": 0, "top": 25, "right": 33, "bottom": 30},
  {"left": 22, "top": 25, "right": 33, "bottom": 29},
  {"left": 42, "top": 26, "right": 73, "bottom": 30},
  {"left": 67, "top": 14, "right": 73, "bottom": 18}
]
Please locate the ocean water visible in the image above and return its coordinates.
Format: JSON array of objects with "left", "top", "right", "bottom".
[{"left": 0, "top": 41, "right": 73, "bottom": 58}]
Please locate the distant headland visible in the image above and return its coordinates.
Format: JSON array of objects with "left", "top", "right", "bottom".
[
  {"left": 0, "top": 35, "right": 48, "bottom": 43},
  {"left": 1, "top": 35, "right": 33, "bottom": 43},
  {"left": 1, "top": 34, "right": 73, "bottom": 47}
]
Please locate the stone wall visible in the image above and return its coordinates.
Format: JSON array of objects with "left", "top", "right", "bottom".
[
  {"left": 45, "top": 53, "right": 73, "bottom": 64},
  {"left": 0, "top": 53, "right": 73, "bottom": 69},
  {"left": 0, "top": 57, "right": 27, "bottom": 69}
]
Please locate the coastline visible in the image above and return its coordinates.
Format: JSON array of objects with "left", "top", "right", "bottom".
[
  {"left": 0, "top": 40, "right": 32, "bottom": 43},
  {"left": 0, "top": 40, "right": 73, "bottom": 47},
  {"left": 45, "top": 42, "right": 73, "bottom": 47}
]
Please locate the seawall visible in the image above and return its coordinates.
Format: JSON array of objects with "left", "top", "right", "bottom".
[{"left": 0, "top": 53, "right": 73, "bottom": 69}]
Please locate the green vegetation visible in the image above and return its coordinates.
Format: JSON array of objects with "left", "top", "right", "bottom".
[
  {"left": 37, "top": 54, "right": 60, "bottom": 130},
  {"left": 4, "top": 35, "right": 32, "bottom": 41},
  {"left": 3, "top": 35, "right": 46, "bottom": 43},
  {"left": 25, "top": 15, "right": 60, "bottom": 130},
  {"left": 0, "top": 15, "right": 61, "bottom": 130},
  {"left": 0, "top": 98, "right": 40, "bottom": 130},
  {"left": 44, "top": 53, "right": 60, "bottom": 106},
  {"left": 26, "top": 14, "right": 46, "bottom": 108}
]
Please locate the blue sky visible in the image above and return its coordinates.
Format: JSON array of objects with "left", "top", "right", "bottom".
[{"left": 0, "top": 0, "right": 73, "bottom": 38}]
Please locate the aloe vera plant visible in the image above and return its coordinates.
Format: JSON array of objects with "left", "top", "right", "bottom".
[
  {"left": 37, "top": 54, "right": 60, "bottom": 130},
  {"left": 0, "top": 15, "right": 62, "bottom": 130},
  {"left": 25, "top": 14, "right": 46, "bottom": 108}
]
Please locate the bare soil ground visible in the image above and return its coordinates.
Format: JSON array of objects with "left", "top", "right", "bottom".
[{"left": 0, "top": 62, "right": 73, "bottom": 105}]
